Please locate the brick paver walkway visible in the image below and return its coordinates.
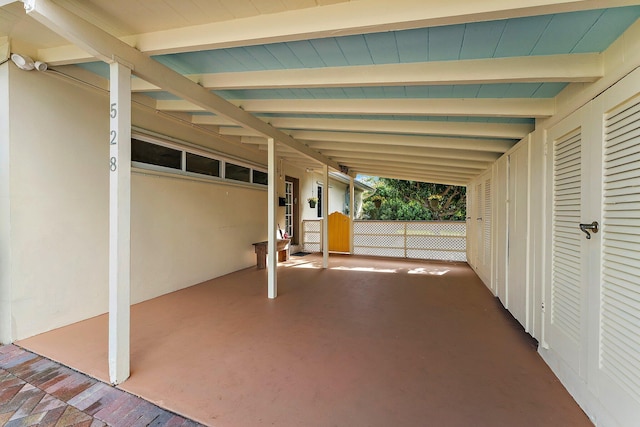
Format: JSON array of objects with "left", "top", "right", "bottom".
[{"left": 0, "top": 345, "right": 203, "bottom": 426}]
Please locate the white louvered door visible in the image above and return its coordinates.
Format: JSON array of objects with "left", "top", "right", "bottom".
[
  {"left": 595, "top": 83, "right": 640, "bottom": 426},
  {"left": 546, "top": 109, "right": 591, "bottom": 372}
]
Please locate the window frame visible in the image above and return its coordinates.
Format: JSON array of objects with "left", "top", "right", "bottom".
[{"left": 131, "top": 131, "right": 268, "bottom": 188}]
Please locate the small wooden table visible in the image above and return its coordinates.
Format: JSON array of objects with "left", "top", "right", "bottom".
[{"left": 252, "top": 239, "right": 291, "bottom": 269}]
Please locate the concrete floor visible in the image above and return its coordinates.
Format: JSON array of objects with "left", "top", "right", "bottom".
[{"left": 18, "top": 254, "right": 592, "bottom": 427}]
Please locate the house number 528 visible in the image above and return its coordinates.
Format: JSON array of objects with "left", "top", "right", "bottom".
[{"left": 110, "top": 103, "right": 117, "bottom": 171}]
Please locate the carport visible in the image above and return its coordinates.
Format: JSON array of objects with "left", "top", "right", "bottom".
[{"left": 2, "top": 1, "right": 640, "bottom": 426}]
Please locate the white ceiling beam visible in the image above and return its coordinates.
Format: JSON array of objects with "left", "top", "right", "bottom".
[
  {"left": 322, "top": 147, "right": 498, "bottom": 164},
  {"left": 332, "top": 152, "right": 492, "bottom": 171},
  {"left": 350, "top": 165, "right": 475, "bottom": 180},
  {"left": 227, "top": 128, "right": 515, "bottom": 153},
  {"left": 329, "top": 160, "right": 483, "bottom": 176},
  {"left": 206, "top": 117, "right": 532, "bottom": 139},
  {"left": 23, "top": 0, "right": 342, "bottom": 172},
  {"left": 243, "top": 137, "right": 502, "bottom": 162},
  {"left": 287, "top": 131, "right": 515, "bottom": 153},
  {"left": 36, "top": 0, "right": 637, "bottom": 65},
  {"left": 351, "top": 169, "right": 470, "bottom": 186},
  {"left": 314, "top": 144, "right": 499, "bottom": 162},
  {"left": 131, "top": 54, "right": 602, "bottom": 92},
  {"left": 157, "top": 98, "right": 555, "bottom": 118}
]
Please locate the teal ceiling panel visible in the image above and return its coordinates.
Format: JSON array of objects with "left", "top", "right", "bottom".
[
  {"left": 452, "top": 85, "right": 482, "bottom": 98},
  {"left": 572, "top": 6, "right": 640, "bottom": 53},
  {"left": 494, "top": 15, "right": 552, "bottom": 57},
  {"left": 428, "top": 25, "right": 465, "bottom": 61},
  {"left": 477, "top": 84, "right": 510, "bottom": 98},
  {"left": 531, "top": 9, "right": 603, "bottom": 55},
  {"left": 428, "top": 86, "right": 455, "bottom": 98},
  {"left": 382, "top": 86, "right": 407, "bottom": 98},
  {"left": 360, "top": 87, "right": 386, "bottom": 98},
  {"left": 365, "top": 32, "right": 400, "bottom": 64},
  {"left": 203, "top": 83, "right": 565, "bottom": 100},
  {"left": 242, "top": 45, "right": 283, "bottom": 69},
  {"left": 286, "top": 40, "right": 326, "bottom": 68},
  {"left": 256, "top": 113, "right": 534, "bottom": 124},
  {"left": 262, "top": 44, "right": 305, "bottom": 69},
  {"left": 502, "top": 83, "right": 540, "bottom": 98},
  {"left": 460, "top": 20, "right": 507, "bottom": 59},
  {"left": 308, "top": 38, "right": 348, "bottom": 67},
  {"left": 341, "top": 87, "right": 367, "bottom": 98},
  {"left": 336, "top": 34, "right": 374, "bottom": 66},
  {"left": 395, "top": 28, "right": 429, "bottom": 63},
  {"left": 532, "top": 82, "right": 568, "bottom": 97},
  {"left": 226, "top": 48, "right": 264, "bottom": 71}
]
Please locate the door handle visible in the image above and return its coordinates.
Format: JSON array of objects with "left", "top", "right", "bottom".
[{"left": 579, "top": 221, "right": 599, "bottom": 240}]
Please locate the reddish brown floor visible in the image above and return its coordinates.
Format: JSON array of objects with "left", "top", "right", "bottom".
[{"left": 17, "top": 254, "right": 592, "bottom": 427}]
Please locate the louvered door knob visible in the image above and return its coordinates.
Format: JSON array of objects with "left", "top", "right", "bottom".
[{"left": 579, "top": 221, "right": 599, "bottom": 239}]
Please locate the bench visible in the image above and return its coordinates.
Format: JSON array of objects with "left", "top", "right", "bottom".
[{"left": 252, "top": 239, "right": 291, "bottom": 269}]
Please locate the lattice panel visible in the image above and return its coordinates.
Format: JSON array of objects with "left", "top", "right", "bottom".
[
  {"left": 354, "top": 221, "right": 405, "bottom": 235},
  {"left": 354, "top": 221, "right": 467, "bottom": 262},
  {"left": 304, "top": 220, "right": 467, "bottom": 261},
  {"left": 406, "top": 221, "right": 466, "bottom": 236},
  {"left": 304, "top": 220, "right": 320, "bottom": 233},
  {"left": 406, "top": 236, "right": 466, "bottom": 251},
  {"left": 354, "top": 234, "right": 404, "bottom": 249},
  {"left": 302, "top": 220, "right": 321, "bottom": 253},
  {"left": 407, "top": 249, "right": 467, "bottom": 262}
]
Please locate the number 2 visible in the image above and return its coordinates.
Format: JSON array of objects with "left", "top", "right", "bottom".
[{"left": 110, "top": 130, "right": 117, "bottom": 144}]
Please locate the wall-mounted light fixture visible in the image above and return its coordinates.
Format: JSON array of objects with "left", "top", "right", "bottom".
[{"left": 10, "top": 53, "right": 47, "bottom": 71}]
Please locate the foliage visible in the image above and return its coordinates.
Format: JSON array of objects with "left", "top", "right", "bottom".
[{"left": 361, "top": 178, "right": 466, "bottom": 221}]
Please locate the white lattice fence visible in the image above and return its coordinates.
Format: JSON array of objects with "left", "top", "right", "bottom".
[
  {"left": 302, "top": 220, "right": 321, "bottom": 252},
  {"left": 302, "top": 220, "right": 466, "bottom": 262}
]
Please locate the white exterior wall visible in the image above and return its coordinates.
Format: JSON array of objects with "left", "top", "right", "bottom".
[
  {"left": 467, "top": 20, "right": 640, "bottom": 427},
  {"left": 0, "top": 62, "right": 12, "bottom": 342},
  {"left": 1, "top": 64, "right": 268, "bottom": 342}
]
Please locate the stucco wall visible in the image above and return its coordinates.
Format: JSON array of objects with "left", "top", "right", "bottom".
[{"left": 3, "top": 65, "right": 267, "bottom": 341}]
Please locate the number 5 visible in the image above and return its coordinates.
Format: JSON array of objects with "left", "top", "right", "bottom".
[{"left": 110, "top": 103, "right": 117, "bottom": 118}]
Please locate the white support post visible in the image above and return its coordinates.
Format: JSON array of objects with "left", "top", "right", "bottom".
[
  {"left": 322, "top": 165, "right": 329, "bottom": 268},
  {"left": 108, "top": 61, "right": 131, "bottom": 385},
  {"left": 267, "top": 138, "right": 277, "bottom": 299},
  {"left": 349, "top": 176, "right": 355, "bottom": 254}
]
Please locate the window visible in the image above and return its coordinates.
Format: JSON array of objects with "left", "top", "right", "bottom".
[
  {"left": 186, "top": 152, "right": 220, "bottom": 177},
  {"left": 225, "top": 163, "right": 251, "bottom": 182},
  {"left": 132, "top": 139, "right": 181, "bottom": 170},
  {"left": 131, "top": 135, "right": 267, "bottom": 187},
  {"left": 253, "top": 170, "right": 268, "bottom": 185},
  {"left": 317, "top": 185, "right": 323, "bottom": 218},
  {"left": 285, "top": 181, "right": 293, "bottom": 238}
]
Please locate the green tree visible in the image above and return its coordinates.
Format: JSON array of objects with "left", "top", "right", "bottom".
[{"left": 361, "top": 178, "right": 466, "bottom": 221}]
